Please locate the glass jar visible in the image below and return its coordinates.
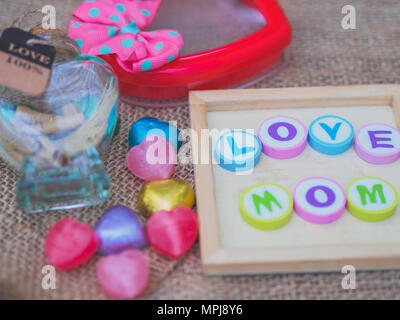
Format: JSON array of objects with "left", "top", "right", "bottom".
[{"left": 0, "top": 31, "right": 119, "bottom": 213}]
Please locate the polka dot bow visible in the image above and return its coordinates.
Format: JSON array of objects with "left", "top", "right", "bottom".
[{"left": 68, "top": 0, "right": 184, "bottom": 73}]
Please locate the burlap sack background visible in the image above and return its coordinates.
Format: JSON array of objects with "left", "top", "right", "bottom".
[{"left": 0, "top": 0, "right": 400, "bottom": 299}]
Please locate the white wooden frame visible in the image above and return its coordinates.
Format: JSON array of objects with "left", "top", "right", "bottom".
[{"left": 189, "top": 85, "right": 400, "bottom": 275}]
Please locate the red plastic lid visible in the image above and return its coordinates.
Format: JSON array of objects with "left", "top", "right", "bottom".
[{"left": 101, "top": 0, "right": 292, "bottom": 101}]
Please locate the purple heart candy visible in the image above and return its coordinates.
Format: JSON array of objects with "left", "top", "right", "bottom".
[{"left": 95, "top": 206, "right": 147, "bottom": 255}]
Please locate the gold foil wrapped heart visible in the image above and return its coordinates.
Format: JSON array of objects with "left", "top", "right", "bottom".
[{"left": 137, "top": 179, "right": 195, "bottom": 218}]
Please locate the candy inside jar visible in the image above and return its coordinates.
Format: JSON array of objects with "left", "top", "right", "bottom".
[{"left": 0, "top": 31, "right": 119, "bottom": 213}]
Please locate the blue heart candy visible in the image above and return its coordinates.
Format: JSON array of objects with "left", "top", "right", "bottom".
[{"left": 128, "top": 117, "right": 182, "bottom": 151}]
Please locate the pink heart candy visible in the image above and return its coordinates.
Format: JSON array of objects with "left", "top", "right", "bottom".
[
  {"left": 97, "top": 250, "right": 149, "bottom": 300},
  {"left": 146, "top": 207, "right": 198, "bottom": 259},
  {"left": 45, "top": 218, "right": 99, "bottom": 270},
  {"left": 126, "top": 135, "right": 176, "bottom": 182}
]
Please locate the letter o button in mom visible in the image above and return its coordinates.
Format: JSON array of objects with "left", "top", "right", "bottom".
[
  {"left": 257, "top": 116, "right": 307, "bottom": 159},
  {"left": 355, "top": 123, "right": 400, "bottom": 164},
  {"left": 294, "top": 177, "right": 347, "bottom": 224}
]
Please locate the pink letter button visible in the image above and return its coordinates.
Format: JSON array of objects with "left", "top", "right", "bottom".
[
  {"left": 294, "top": 177, "right": 346, "bottom": 224},
  {"left": 257, "top": 116, "right": 307, "bottom": 159},
  {"left": 355, "top": 123, "right": 400, "bottom": 164}
]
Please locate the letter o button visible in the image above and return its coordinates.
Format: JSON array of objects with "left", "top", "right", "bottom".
[
  {"left": 294, "top": 177, "right": 346, "bottom": 224},
  {"left": 258, "top": 116, "right": 307, "bottom": 159}
]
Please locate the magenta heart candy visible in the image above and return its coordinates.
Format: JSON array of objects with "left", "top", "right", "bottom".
[
  {"left": 45, "top": 218, "right": 99, "bottom": 270},
  {"left": 97, "top": 250, "right": 149, "bottom": 300},
  {"left": 126, "top": 134, "right": 176, "bottom": 182},
  {"left": 146, "top": 207, "right": 198, "bottom": 259}
]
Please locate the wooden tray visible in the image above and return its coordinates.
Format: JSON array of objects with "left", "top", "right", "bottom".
[{"left": 189, "top": 85, "right": 400, "bottom": 275}]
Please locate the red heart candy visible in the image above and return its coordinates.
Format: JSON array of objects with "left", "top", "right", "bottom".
[
  {"left": 146, "top": 207, "right": 198, "bottom": 259},
  {"left": 97, "top": 250, "right": 149, "bottom": 300},
  {"left": 45, "top": 218, "right": 99, "bottom": 270}
]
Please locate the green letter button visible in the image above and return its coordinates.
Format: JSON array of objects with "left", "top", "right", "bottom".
[
  {"left": 240, "top": 183, "right": 293, "bottom": 230},
  {"left": 347, "top": 176, "right": 398, "bottom": 222}
]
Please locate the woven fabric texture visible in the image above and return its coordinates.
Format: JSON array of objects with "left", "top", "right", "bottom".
[{"left": 1, "top": 0, "right": 400, "bottom": 299}]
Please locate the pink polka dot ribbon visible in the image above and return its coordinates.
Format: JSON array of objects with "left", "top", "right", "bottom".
[{"left": 68, "top": 0, "right": 184, "bottom": 73}]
